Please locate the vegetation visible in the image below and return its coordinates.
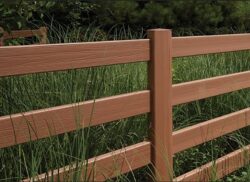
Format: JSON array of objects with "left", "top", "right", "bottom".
[{"left": 1, "top": 0, "right": 250, "bottom": 35}]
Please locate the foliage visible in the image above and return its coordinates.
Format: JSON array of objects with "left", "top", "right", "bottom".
[
  {"left": 1, "top": 0, "right": 250, "bottom": 35},
  {"left": 94, "top": 0, "right": 139, "bottom": 28},
  {"left": 0, "top": 0, "right": 96, "bottom": 31},
  {"left": 92, "top": 0, "right": 250, "bottom": 35}
]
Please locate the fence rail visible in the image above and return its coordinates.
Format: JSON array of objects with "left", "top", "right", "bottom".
[
  {"left": 175, "top": 144, "right": 250, "bottom": 181},
  {"left": 0, "top": 91, "right": 150, "bottom": 149},
  {"left": 0, "top": 27, "right": 47, "bottom": 46},
  {"left": 173, "top": 108, "right": 250, "bottom": 154},
  {"left": 0, "top": 29, "right": 250, "bottom": 181},
  {"left": 172, "top": 33, "right": 250, "bottom": 57},
  {"left": 23, "top": 141, "right": 151, "bottom": 182},
  {"left": 172, "top": 70, "right": 250, "bottom": 105},
  {"left": 0, "top": 39, "right": 149, "bottom": 77}
]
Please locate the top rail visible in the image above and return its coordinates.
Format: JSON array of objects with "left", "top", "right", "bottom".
[
  {"left": 0, "top": 39, "right": 149, "bottom": 77},
  {"left": 173, "top": 33, "right": 250, "bottom": 57},
  {"left": 1, "top": 33, "right": 250, "bottom": 76}
]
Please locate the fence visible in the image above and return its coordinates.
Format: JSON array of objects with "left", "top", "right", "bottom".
[
  {"left": 0, "top": 27, "right": 47, "bottom": 46},
  {"left": 0, "top": 29, "right": 250, "bottom": 181}
]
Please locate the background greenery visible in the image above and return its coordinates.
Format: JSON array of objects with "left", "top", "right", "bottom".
[{"left": 1, "top": 0, "right": 250, "bottom": 35}]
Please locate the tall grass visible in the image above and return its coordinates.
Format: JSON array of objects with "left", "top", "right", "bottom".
[
  {"left": 173, "top": 52, "right": 250, "bottom": 179},
  {"left": 0, "top": 25, "right": 250, "bottom": 181}
]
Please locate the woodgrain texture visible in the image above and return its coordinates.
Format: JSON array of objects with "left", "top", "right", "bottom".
[
  {"left": 148, "top": 29, "right": 173, "bottom": 181},
  {"left": 23, "top": 141, "right": 151, "bottom": 182},
  {"left": 172, "top": 70, "right": 250, "bottom": 105},
  {"left": 175, "top": 144, "right": 250, "bottom": 181},
  {"left": 0, "top": 90, "right": 150, "bottom": 149},
  {"left": 173, "top": 108, "right": 250, "bottom": 153},
  {"left": 0, "top": 39, "right": 149, "bottom": 77},
  {"left": 173, "top": 33, "right": 250, "bottom": 57}
]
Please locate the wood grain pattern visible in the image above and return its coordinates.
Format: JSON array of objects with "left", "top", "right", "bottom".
[
  {"left": 175, "top": 144, "right": 250, "bottom": 181},
  {"left": 172, "top": 70, "right": 250, "bottom": 105},
  {"left": 0, "top": 90, "right": 150, "bottom": 149},
  {"left": 173, "top": 33, "right": 250, "bottom": 57},
  {"left": 23, "top": 141, "right": 151, "bottom": 182},
  {"left": 148, "top": 29, "right": 173, "bottom": 181},
  {"left": 0, "top": 39, "right": 149, "bottom": 77},
  {"left": 173, "top": 108, "right": 250, "bottom": 154}
]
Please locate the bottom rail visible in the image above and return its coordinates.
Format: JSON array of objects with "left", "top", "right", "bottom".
[
  {"left": 175, "top": 144, "right": 250, "bottom": 181},
  {"left": 23, "top": 141, "right": 151, "bottom": 182}
]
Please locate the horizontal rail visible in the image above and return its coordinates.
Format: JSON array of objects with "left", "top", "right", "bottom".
[
  {"left": 1, "top": 33, "right": 250, "bottom": 76},
  {"left": 173, "top": 33, "right": 250, "bottom": 57},
  {"left": 175, "top": 144, "right": 250, "bottom": 181},
  {"left": 0, "top": 39, "right": 149, "bottom": 77},
  {"left": 2, "top": 33, "right": 250, "bottom": 76},
  {"left": 0, "top": 90, "right": 150, "bottom": 149},
  {"left": 173, "top": 108, "right": 250, "bottom": 153},
  {"left": 172, "top": 70, "right": 250, "bottom": 105},
  {"left": 23, "top": 141, "right": 151, "bottom": 182},
  {"left": 3, "top": 28, "right": 44, "bottom": 39}
]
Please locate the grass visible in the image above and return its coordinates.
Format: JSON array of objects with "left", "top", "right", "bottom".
[
  {"left": 173, "top": 52, "right": 250, "bottom": 178},
  {"left": 1, "top": 25, "right": 250, "bottom": 181}
]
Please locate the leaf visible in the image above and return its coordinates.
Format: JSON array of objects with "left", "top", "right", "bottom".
[
  {"left": 46, "top": 1, "right": 55, "bottom": 8},
  {"left": 28, "top": 12, "right": 33, "bottom": 18},
  {"left": 17, "top": 21, "right": 22, "bottom": 29},
  {"left": 40, "top": 13, "right": 44, "bottom": 18}
]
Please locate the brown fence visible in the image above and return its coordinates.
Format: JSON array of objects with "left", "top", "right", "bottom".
[
  {"left": 0, "top": 29, "right": 250, "bottom": 181},
  {"left": 0, "top": 27, "right": 47, "bottom": 46}
]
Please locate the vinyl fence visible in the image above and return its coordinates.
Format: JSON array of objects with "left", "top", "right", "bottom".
[{"left": 0, "top": 29, "right": 250, "bottom": 181}]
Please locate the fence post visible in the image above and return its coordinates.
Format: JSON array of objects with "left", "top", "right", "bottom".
[
  {"left": 147, "top": 29, "right": 173, "bottom": 181},
  {"left": 0, "top": 27, "right": 4, "bottom": 46},
  {"left": 39, "top": 27, "right": 47, "bottom": 44}
]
